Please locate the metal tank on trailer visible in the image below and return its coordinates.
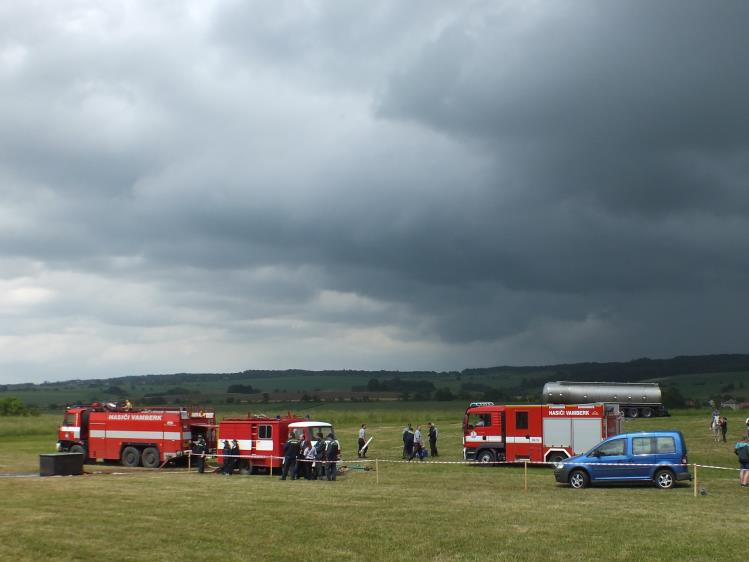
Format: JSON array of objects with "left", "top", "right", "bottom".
[{"left": 542, "top": 381, "right": 668, "bottom": 418}]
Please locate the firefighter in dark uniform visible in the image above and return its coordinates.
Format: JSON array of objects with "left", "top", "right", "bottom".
[
  {"left": 325, "top": 433, "right": 340, "bottom": 481},
  {"left": 229, "top": 439, "right": 240, "bottom": 474},
  {"left": 281, "top": 431, "right": 301, "bottom": 480},
  {"left": 314, "top": 432, "right": 326, "bottom": 479},
  {"left": 428, "top": 422, "right": 439, "bottom": 457},
  {"left": 192, "top": 435, "right": 207, "bottom": 473},
  {"left": 222, "top": 440, "right": 231, "bottom": 475}
]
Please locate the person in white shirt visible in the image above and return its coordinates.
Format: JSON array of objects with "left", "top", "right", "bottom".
[
  {"left": 303, "top": 440, "right": 316, "bottom": 479},
  {"left": 411, "top": 426, "right": 424, "bottom": 461},
  {"left": 358, "top": 424, "right": 367, "bottom": 457}
]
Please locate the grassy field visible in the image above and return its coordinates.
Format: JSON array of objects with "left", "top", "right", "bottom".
[{"left": 1, "top": 405, "right": 748, "bottom": 561}]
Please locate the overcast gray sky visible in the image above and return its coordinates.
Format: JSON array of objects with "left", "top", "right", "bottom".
[{"left": 2, "top": 1, "right": 748, "bottom": 383}]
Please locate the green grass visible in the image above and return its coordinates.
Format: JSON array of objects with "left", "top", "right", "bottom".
[{"left": 1, "top": 407, "right": 748, "bottom": 560}]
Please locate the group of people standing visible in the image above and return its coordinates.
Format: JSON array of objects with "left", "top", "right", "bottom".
[
  {"left": 710, "top": 411, "right": 749, "bottom": 487},
  {"left": 221, "top": 439, "right": 241, "bottom": 475},
  {"left": 402, "top": 422, "right": 438, "bottom": 461},
  {"left": 710, "top": 410, "right": 729, "bottom": 443},
  {"left": 281, "top": 431, "right": 340, "bottom": 481}
]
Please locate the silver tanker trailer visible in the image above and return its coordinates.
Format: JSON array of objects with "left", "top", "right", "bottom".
[{"left": 542, "top": 381, "right": 668, "bottom": 418}]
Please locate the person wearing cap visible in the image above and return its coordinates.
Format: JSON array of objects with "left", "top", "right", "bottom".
[
  {"left": 229, "top": 439, "right": 241, "bottom": 475},
  {"left": 221, "top": 440, "right": 231, "bottom": 475},
  {"left": 281, "top": 431, "right": 301, "bottom": 480},
  {"left": 192, "top": 435, "right": 207, "bottom": 473}
]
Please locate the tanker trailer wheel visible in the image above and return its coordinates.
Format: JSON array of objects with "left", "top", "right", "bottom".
[
  {"left": 121, "top": 446, "right": 141, "bottom": 468},
  {"left": 569, "top": 469, "right": 589, "bottom": 489},
  {"left": 626, "top": 407, "right": 639, "bottom": 418},
  {"left": 477, "top": 450, "right": 496, "bottom": 464},
  {"left": 141, "top": 447, "right": 160, "bottom": 468},
  {"left": 640, "top": 407, "right": 653, "bottom": 418}
]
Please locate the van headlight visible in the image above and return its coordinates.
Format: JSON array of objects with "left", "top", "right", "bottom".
[{"left": 555, "top": 462, "right": 564, "bottom": 470}]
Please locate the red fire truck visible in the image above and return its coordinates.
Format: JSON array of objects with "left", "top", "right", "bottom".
[
  {"left": 217, "top": 415, "right": 335, "bottom": 473},
  {"left": 57, "top": 404, "right": 217, "bottom": 468},
  {"left": 463, "top": 402, "right": 620, "bottom": 464}
]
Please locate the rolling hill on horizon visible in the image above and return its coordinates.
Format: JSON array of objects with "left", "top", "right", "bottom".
[{"left": 2, "top": 353, "right": 748, "bottom": 410}]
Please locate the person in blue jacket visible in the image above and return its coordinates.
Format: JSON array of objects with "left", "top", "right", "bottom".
[{"left": 735, "top": 435, "right": 749, "bottom": 487}]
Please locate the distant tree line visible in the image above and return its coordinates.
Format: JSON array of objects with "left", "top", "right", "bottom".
[
  {"left": 463, "top": 354, "right": 749, "bottom": 383},
  {"left": 227, "top": 384, "right": 259, "bottom": 394},
  {"left": 0, "top": 397, "right": 36, "bottom": 416}
]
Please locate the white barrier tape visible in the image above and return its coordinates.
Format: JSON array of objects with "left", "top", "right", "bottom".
[
  {"left": 694, "top": 464, "right": 742, "bottom": 472},
  {"left": 186, "top": 452, "right": 742, "bottom": 471}
]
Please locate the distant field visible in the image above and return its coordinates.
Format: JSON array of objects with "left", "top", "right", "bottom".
[{"left": 1, "top": 406, "right": 748, "bottom": 560}]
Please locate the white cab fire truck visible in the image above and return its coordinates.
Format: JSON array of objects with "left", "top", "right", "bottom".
[
  {"left": 57, "top": 404, "right": 216, "bottom": 468},
  {"left": 218, "top": 415, "right": 335, "bottom": 474},
  {"left": 463, "top": 402, "right": 620, "bottom": 464}
]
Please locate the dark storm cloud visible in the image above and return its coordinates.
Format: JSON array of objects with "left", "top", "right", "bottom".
[{"left": 1, "top": 1, "right": 748, "bottom": 382}]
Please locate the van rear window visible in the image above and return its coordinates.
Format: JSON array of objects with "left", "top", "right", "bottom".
[
  {"left": 656, "top": 437, "right": 676, "bottom": 454},
  {"left": 632, "top": 436, "right": 676, "bottom": 455}
]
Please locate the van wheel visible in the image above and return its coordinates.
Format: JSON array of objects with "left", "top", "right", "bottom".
[
  {"left": 640, "top": 407, "right": 653, "bottom": 418},
  {"left": 569, "top": 469, "right": 589, "bottom": 489},
  {"left": 121, "top": 446, "right": 141, "bottom": 468},
  {"left": 654, "top": 469, "right": 674, "bottom": 489},
  {"left": 477, "top": 450, "right": 496, "bottom": 464},
  {"left": 141, "top": 447, "right": 160, "bottom": 468}
]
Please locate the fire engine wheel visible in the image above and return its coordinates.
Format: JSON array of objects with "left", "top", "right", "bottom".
[
  {"left": 569, "top": 469, "right": 589, "bottom": 489},
  {"left": 141, "top": 447, "right": 160, "bottom": 469},
  {"left": 477, "top": 450, "right": 496, "bottom": 464},
  {"left": 654, "top": 469, "right": 675, "bottom": 489},
  {"left": 69, "top": 444, "right": 87, "bottom": 462},
  {"left": 547, "top": 453, "right": 566, "bottom": 464},
  {"left": 121, "top": 446, "right": 141, "bottom": 468}
]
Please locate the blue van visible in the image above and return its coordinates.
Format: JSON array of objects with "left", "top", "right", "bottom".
[{"left": 554, "top": 431, "right": 691, "bottom": 489}]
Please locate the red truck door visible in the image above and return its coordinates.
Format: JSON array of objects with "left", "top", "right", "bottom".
[
  {"left": 465, "top": 407, "right": 504, "bottom": 457},
  {"left": 506, "top": 407, "right": 543, "bottom": 461}
]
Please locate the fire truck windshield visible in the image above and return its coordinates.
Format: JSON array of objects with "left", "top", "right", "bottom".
[
  {"left": 466, "top": 413, "right": 492, "bottom": 428},
  {"left": 63, "top": 413, "right": 76, "bottom": 426}
]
